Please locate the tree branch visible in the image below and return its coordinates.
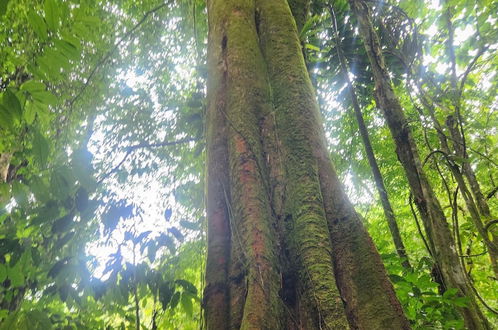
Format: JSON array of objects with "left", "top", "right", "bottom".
[
  {"left": 458, "top": 44, "right": 489, "bottom": 95},
  {"left": 486, "top": 186, "right": 498, "bottom": 199},
  {"left": 98, "top": 136, "right": 197, "bottom": 183},
  {"left": 126, "top": 137, "right": 199, "bottom": 151}
]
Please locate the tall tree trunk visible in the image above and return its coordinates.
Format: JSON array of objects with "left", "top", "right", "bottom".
[
  {"left": 0, "top": 153, "right": 11, "bottom": 183},
  {"left": 204, "top": 0, "right": 410, "bottom": 328},
  {"left": 328, "top": 5, "right": 411, "bottom": 270},
  {"left": 349, "top": 0, "right": 490, "bottom": 328},
  {"left": 408, "top": 69, "right": 498, "bottom": 278}
]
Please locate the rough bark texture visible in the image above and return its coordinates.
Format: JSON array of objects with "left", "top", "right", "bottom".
[
  {"left": 205, "top": 0, "right": 410, "bottom": 328},
  {"left": 349, "top": 0, "right": 490, "bottom": 328},
  {"left": 0, "top": 153, "right": 11, "bottom": 183},
  {"left": 287, "top": 0, "right": 309, "bottom": 32}
]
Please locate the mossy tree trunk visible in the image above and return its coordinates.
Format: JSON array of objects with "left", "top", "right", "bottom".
[
  {"left": 349, "top": 0, "right": 490, "bottom": 328},
  {"left": 204, "top": 0, "right": 410, "bottom": 328}
]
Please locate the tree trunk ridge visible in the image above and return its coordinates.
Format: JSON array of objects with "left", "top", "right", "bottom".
[{"left": 205, "top": 0, "right": 410, "bottom": 328}]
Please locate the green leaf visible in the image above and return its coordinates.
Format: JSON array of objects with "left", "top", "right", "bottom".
[
  {"left": 168, "top": 227, "right": 184, "bottom": 242},
  {"left": 23, "top": 101, "right": 37, "bottom": 124},
  {"left": 442, "top": 288, "right": 459, "bottom": 299},
  {"left": 7, "top": 263, "right": 24, "bottom": 287},
  {"left": 26, "top": 310, "right": 53, "bottom": 329},
  {"left": 59, "top": 284, "right": 69, "bottom": 302},
  {"left": 32, "top": 130, "right": 50, "bottom": 168},
  {"left": 2, "top": 89, "right": 22, "bottom": 122},
  {"left": 38, "top": 55, "right": 63, "bottom": 79},
  {"left": 60, "top": 32, "right": 81, "bottom": 50},
  {"left": 304, "top": 43, "right": 321, "bottom": 51},
  {"left": 21, "top": 80, "right": 46, "bottom": 94},
  {"left": 179, "top": 219, "right": 200, "bottom": 231},
  {"left": 0, "top": 263, "right": 6, "bottom": 282},
  {"left": 27, "top": 10, "right": 48, "bottom": 40},
  {"left": 0, "top": 104, "right": 14, "bottom": 130},
  {"left": 0, "top": 0, "right": 9, "bottom": 17},
  {"left": 44, "top": 0, "right": 59, "bottom": 31},
  {"left": 30, "top": 90, "right": 57, "bottom": 105},
  {"left": 0, "top": 183, "right": 10, "bottom": 206},
  {"left": 51, "top": 213, "right": 74, "bottom": 234},
  {"left": 170, "top": 291, "right": 180, "bottom": 309},
  {"left": 53, "top": 39, "right": 80, "bottom": 60},
  {"left": 175, "top": 279, "right": 197, "bottom": 294},
  {"left": 147, "top": 241, "right": 157, "bottom": 263},
  {"left": 75, "top": 187, "right": 89, "bottom": 212},
  {"left": 48, "top": 258, "right": 70, "bottom": 278},
  {"left": 50, "top": 166, "right": 75, "bottom": 200},
  {"left": 159, "top": 282, "right": 173, "bottom": 310},
  {"left": 156, "top": 234, "right": 175, "bottom": 254},
  {"left": 389, "top": 274, "right": 406, "bottom": 284},
  {"left": 71, "top": 149, "right": 95, "bottom": 190},
  {"left": 12, "top": 181, "right": 29, "bottom": 206},
  {"left": 452, "top": 296, "right": 470, "bottom": 308},
  {"left": 29, "top": 176, "right": 49, "bottom": 203},
  {"left": 181, "top": 292, "right": 193, "bottom": 317}
]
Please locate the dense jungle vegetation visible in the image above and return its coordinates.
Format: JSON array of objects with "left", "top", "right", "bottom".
[{"left": 0, "top": 0, "right": 497, "bottom": 328}]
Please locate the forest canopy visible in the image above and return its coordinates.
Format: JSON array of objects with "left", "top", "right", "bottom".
[{"left": 0, "top": 0, "right": 497, "bottom": 328}]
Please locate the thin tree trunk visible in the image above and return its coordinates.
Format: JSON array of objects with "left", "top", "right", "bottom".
[
  {"left": 328, "top": 5, "right": 411, "bottom": 270},
  {"left": 414, "top": 84, "right": 498, "bottom": 278},
  {"left": 446, "top": 115, "right": 498, "bottom": 277},
  {"left": 0, "top": 153, "right": 11, "bottom": 183},
  {"left": 204, "top": 0, "right": 410, "bottom": 328},
  {"left": 443, "top": 5, "right": 498, "bottom": 277},
  {"left": 349, "top": 0, "right": 490, "bottom": 328}
]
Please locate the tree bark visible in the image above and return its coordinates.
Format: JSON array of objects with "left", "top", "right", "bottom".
[
  {"left": 204, "top": 0, "right": 410, "bottom": 328},
  {"left": 0, "top": 153, "right": 11, "bottom": 183},
  {"left": 349, "top": 0, "right": 490, "bottom": 328}
]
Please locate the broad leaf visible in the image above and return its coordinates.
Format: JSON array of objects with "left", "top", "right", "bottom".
[
  {"left": 44, "top": 0, "right": 59, "bottom": 31},
  {"left": 32, "top": 129, "right": 50, "bottom": 168}
]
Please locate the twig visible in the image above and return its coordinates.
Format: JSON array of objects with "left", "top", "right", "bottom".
[
  {"left": 458, "top": 45, "right": 489, "bottom": 95},
  {"left": 98, "top": 150, "right": 133, "bottom": 184},
  {"left": 486, "top": 186, "right": 498, "bottom": 199},
  {"left": 484, "top": 219, "right": 498, "bottom": 233}
]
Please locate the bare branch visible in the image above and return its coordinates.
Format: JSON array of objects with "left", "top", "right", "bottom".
[
  {"left": 458, "top": 45, "right": 489, "bottom": 95},
  {"left": 126, "top": 137, "right": 199, "bottom": 151}
]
